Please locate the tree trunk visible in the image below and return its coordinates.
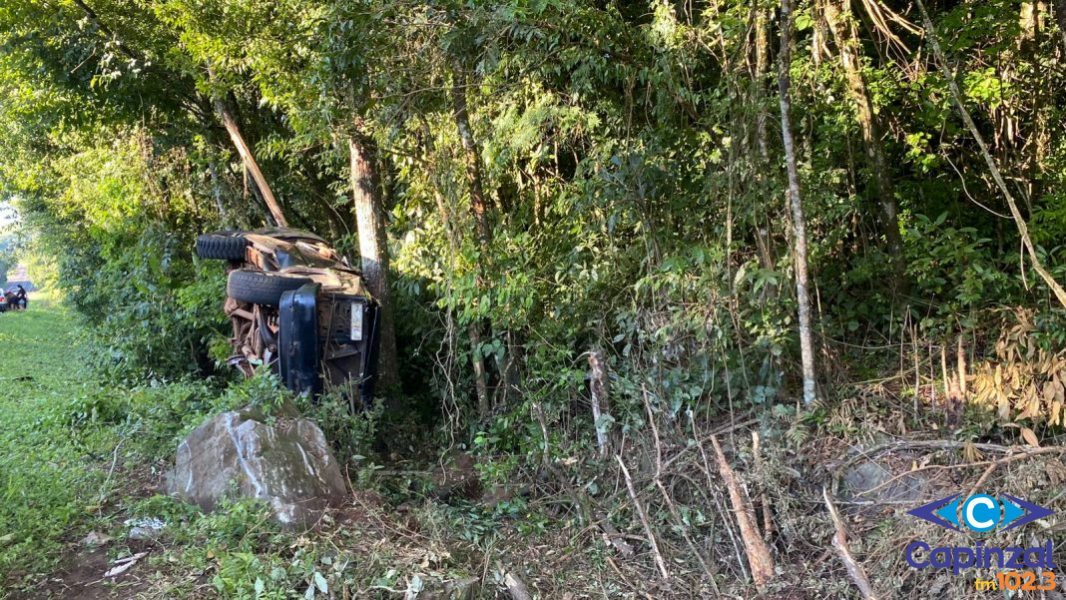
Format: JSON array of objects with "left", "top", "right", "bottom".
[
  {"left": 822, "top": 0, "right": 901, "bottom": 260},
  {"left": 452, "top": 71, "right": 492, "bottom": 250},
  {"left": 752, "top": 6, "right": 778, "bottom": 302},
  {"left": 429, "top": 181, "right": 490, "bottom": 419},
  {"left": 778, "top": 0, "right": 818, "bottom": 406},
  {"left": 754, "top": 7, "right": 771, "bottom": 163},
  {"left": 348, "top": 132, "right": 399, "bottom": 391},
  {"left": 419, "top": 119, "right": 491, "bottom": 419},
  {"left": 214, "top": 100, "right": 288, "bottom": 227},
  {"left": 1019, "top": 3, "right": 1050, "bottom": 191},
  {"left": 468, "top": 325, "right": 491, "bottom": 419},
  {"left": 451, "top": 72, "right": 495, "bottom": 418}
]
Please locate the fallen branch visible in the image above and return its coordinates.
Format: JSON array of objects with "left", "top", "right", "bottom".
[
  {"left": 95, "top": 427, "right": 134, "bottom": 505},
  {"left": 615, "top": 455, "right": 670, "bottom": 580},
  {"left": 644, "top": 395, "right": 716, "bottom": 588},
  {"left": 661, "top": 416, "right": 760, "bottom": 472},
  {"left": 823, "top": 488, "right": 878, "bottom": 600},
  {"left": 840, "top": 439, "right": 1032, "bottom": 472},
  {"left": 710, "top": 435, "right": 775, "bottom": 592},
  {"left": 689, "top": 412, "right": 750, "bottom": 583},
  {"left": 854, "top": 445, "right": 1066, "bottom": 499},
  {"left": 965, "top": 460, "right": 999, "bottom": 502},
  {"left": 206, "top": 66, "right": 288, "bottom": 227}
]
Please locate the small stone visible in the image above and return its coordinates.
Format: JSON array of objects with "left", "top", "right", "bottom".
[
  {"left": 81, "top": 531, "right": 112, "bottom": 547},
  {"left": 124, "top": 517, "right": 165, "bottom": 540}
]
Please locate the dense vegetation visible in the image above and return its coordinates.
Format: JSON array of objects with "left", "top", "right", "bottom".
[{"left": 2, "top": 0, "right": 1066, "bottom": 597}]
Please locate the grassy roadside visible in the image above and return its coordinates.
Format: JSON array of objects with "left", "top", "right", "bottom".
[
  {"left": 0, "top": 296, "right": 112, "bottom": 582},
  {"left": 0, "top": 299, "right": 498, "bottom": 598},
  {"left": 0, "top": 298, "right": 229, "bottom": 596}
]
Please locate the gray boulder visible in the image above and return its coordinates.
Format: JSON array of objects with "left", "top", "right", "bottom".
[{"left": 166, "top": 407, "right": 348, "bottom": 526}]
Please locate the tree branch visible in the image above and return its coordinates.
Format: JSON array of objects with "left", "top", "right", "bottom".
[{"left": 69, "top": 0, "right": 143, "bottom": 63}]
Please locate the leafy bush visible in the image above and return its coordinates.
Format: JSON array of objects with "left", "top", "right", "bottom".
[{"left": 904, "top": 212, "right": 1013, "bottom": 323}]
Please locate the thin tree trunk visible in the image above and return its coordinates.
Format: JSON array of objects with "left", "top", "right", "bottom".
[
  {"left": 778, "top": 0, "right": 818, "bottom": 406},
  {"left": 214, "top": 100, "right": 287, "bottom": 227},
  {"left": 1019, "top": 3, "right": 1050, "bottom": 191},
  {"left": 429, "top": 183, "right": 490, "bottom": 418},
  {"left": 1019, "top": 2, "right": 1040, "bottom": 49},
  {"left": 916, "top": 0, "right": 1066, "bottom": 311},
  {"left": 349, "top": 132, "right": 399, "bottom": 390},
  {"left": 822, "top": 0, "right": 901, "bottom": 258},
  {"left": 812, "top": 0, "right": 829, "bottom": 67},
  {"left": 452, "top": 72, "right": 494, "bottom": 418},
  {"left": 467, "top": 325, "right": 491, "bottom": 418},
  {"left": 752, "top": 7, "right": 778, "bottom": 301},
  {"left": 754, "top": 7, "right": 771, "bottom": 163},
  {"left": 207, "top": 160, "right": 228, "bottom": 223},
  {"left": 420, "top": 119, "right": 491, "bottom": 419},
  {"left": 452, "top": 71, "right": 492, "bottom": 250}
]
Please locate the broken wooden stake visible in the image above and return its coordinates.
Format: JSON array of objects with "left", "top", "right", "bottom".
[
  {"left": 823, "top": 488, "right": 878, "bottom": 600},
  {"left": 588, "top": 350, "right": 611, "bottom": 457},
  {"left": 710, "top": 435, "right": 775, "bottom": 592},
  {"left": 615, "top": 455, "right": 670, "bottom": 580}
]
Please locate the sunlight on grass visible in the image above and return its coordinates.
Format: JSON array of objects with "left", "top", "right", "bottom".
[{"left": 0, "top": 301, "right": 108, "bottom": 583}]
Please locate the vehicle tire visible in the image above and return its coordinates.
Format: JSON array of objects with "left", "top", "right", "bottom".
[
  {"left": 196, "top": 233, "right": 248, "bottom": 260},
  {"left": 227, "top": 269, "right": 314, "bottom": 306}
]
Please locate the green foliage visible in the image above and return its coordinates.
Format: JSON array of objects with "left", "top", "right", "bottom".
[
  {"left": 10, "top": 130, "right": 229, "bottom": 382},
  {"left": 904, "top": 212, "right": 1013, "bottom": 325},
  {"left": 298, "top": 388, "right": 385, "bottom": 465},
  {"left": 0, "top": 303, "right": 328, "bottom": 589},
  {"left": 1, "top": 0, "right": 1066, "bottom": 509}
]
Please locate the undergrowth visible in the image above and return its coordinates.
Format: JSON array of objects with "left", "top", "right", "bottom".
[{"left": 5, "top": 298, "right": 1066, "bottom": 599}]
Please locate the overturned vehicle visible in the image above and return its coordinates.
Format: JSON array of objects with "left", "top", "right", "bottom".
[{"left": 196, "top": 229, "right": 380, "bottom": 409}]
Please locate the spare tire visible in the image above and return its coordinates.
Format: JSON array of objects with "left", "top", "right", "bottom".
[
  {"left": 227, "top": 270, "right": 314, "bottom": 306},
  {"left": 196, "top": 233, "right": 248, "bottom": 261}
]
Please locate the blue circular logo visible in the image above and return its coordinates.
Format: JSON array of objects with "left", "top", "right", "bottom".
[{"left": 961, "top": 494, "right": 1000, "bottom": 532}]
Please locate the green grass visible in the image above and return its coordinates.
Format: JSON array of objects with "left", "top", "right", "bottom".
[
  {"left": 0, "top": 299, "right": 232, "bottom": 591},
  {"left": 0, "top": 297, "right": 113, "bottom": 582}
]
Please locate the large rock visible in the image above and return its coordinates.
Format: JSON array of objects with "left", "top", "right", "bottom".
[{"left": 166, "top": 407, "right": 347, "bottom": 526}]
